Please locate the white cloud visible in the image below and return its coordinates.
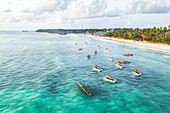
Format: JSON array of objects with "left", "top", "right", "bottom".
[
  {"left": 126, "top": 0, "right": 170, "bottom": 14},
  {"left": 0, "top": 0, "right": 170, "bottom": 30},
  {"left": 4, "top": 9, "right": 11, "bottom": 13}
]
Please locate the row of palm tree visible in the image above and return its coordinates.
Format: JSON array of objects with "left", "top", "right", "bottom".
[{"left": 104, "top": 26, "right": 170, "bottom": 44}]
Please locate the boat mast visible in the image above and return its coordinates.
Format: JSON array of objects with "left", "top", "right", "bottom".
[{"left": 81, "top": 73, "right": 83, "bottom": 85}]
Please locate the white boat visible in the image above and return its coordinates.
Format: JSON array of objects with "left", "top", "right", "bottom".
[
  {"left": 133, "top": 69, "right": 141, "bottom": 76},
  {"left": 97, "top": 46, "right": 101, "bottom": 49},
  {"left": 104, "top": 48, "right": 110, "bottom": 52},
  {"left": 115, "top": 62, "right": 124, "bottom": 69},
  {"left": 110, "top": 56, "right": 114, "bottom": 61},
  {"left": 93, "top": 65, "right": 102, "bottom": 72},
  {"left": 103, "top": 75, "right": 117, "bottom": 83}
]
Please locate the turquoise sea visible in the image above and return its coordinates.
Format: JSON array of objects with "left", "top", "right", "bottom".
[{"left": 0, "top": 31, "right": 170, "bottom": 113}]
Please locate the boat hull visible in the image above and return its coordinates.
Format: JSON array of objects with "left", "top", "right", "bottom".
[
  {"left": 122, "top": 54, "right": 133, "bottom": 56},
  {"left": 115, "top": 64, "right": 124, "bottom": 69},
  {"left": 86, "top": 57, "right": 90, "bottom": 60},
  {"left": 103, "top": 77, "right": 116, "bottom": 83},
  {"left": 77, "top": 82, "right": 91, "bottom": 96},
  {"left": 104, "top": 50, "right": 110, "bottom": 52},
  {"left": 118, "top": 60, "right": 130, "bottom": 64},
  {"left": 133, "top": 71, "right": 141, "bottom": 76},
  {"left": 93, "top": 67, "right": 102, "bottom": 72},
  {"left": 110, "top": 58, "right": 114, "bottom": 61}
]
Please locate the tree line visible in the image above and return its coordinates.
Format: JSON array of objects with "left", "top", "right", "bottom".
[
  {"left": 36, "top": 25, "right": 170, "bottom": 44},
  {"left": 104, "top": 26, "right": 170, "bottom": 44}
]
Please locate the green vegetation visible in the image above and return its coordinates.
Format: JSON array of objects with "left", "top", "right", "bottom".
[
  {"left": 105, "top": 26, "right": 170, "bottom": 44},
  {"left": 36, "top": 26, "right": 170, "bottom": 44}
]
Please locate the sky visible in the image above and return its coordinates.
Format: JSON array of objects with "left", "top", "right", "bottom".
[{"left": 0, "top": 0, "right": 170, "bottom": 30}]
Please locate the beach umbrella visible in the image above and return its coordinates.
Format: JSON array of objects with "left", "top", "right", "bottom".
[
  {"left": 94, "top": 65, "right": 99, "bottom": 67},
  {"left": 95, "top": 51, "right": 97, "bottom": 52},
  {"left": 117, "top": 62, "right": 123, "bottom": 64},
  {"left": 134, "top": 69, "right": 139, "bottom": 71},
  {"left": 88, "top": 55, "right": 90, "bottom": 56}
]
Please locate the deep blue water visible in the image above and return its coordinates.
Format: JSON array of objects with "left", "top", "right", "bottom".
[{"left": 0, "top": 31, "right": 170, "bottom": 113}]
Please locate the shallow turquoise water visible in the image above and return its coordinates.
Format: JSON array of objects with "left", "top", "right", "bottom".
[{"left": 0, "top": 31, "right": 170, "bottom": 113}]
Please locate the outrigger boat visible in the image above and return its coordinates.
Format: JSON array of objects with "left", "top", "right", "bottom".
[
  {"left": 110, "top": 56, "right": 114, "bottom": 61},
  {"left": 77, "top": 82, "right": 91, "bottom": 96},
  {"left": 122, "top": 53, "right": 133, "bottom": 56},
  {"left": 72, "top": 73, "right": 97, "bottom": 96},
  {"left": 86, "top": 55, "right": 91, "bottom": 59},
  {"left": 104, "top": 48, "right": 110, "bottom": 52},
  {"left": 103, "top": 75, "right": 117, "bottom": 83},
  {"left": 118, "top": 59, "right": 131, "bottom": 64},
  {"left": 115, "top": 62, "right": 124, "bottom": 69},
  {"left": 97, "top": 46, "right": 101, "bottom": 49},
  {"left": 93, "top": 65, "right": 102, "bottom": 72},
  {"left": 133, "top": 69, "right": 141, "bottom": 76},
  {"left": 94, "top": 51, "right": 97, "bottom": 55}
]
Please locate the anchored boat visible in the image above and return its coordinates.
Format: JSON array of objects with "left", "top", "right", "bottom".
[
  {"left": 103, "top": 75, "right": 117, "bottom": 83},
  {"left": 94, "top": 51, "right": 97, "bottom": 55},
  {"left": 77, "top": 82, "right": 91, "bottom": 96},
  {"left": 73, "top": 73, "right": 97, "bottom": 96},
  {"left": 118, "top": 59, "right": 131, "bottom": 64},
  {"left": 110, "top": 56, "right": 114, "bottom": 61},
  {"left": 93, "top": 65, "right": 102, "bottom": 72},
  {"left": 133, "top": 69, "right": 141, "bottom": 76},
  {"left": 97, "top": 46, "right": 101, "bottom": 49},
  {"left": 115, "top": 62, "right": 124, "bottom": 69},
  {"left": 122, "top": 53, "right": 133, "bottom": 56},
  {"left": 104, "top": 48, "right": 110, "bottom": 52},
  {"left": 86, "top": 55, "right": 91, "bottom": 59}
]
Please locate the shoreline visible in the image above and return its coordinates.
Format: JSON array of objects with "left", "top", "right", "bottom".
[{"left": 88, "top": 35, "right": 170, "bottom": 53}]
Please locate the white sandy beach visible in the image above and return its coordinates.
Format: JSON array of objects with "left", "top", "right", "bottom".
[{"left": 89, "top": 35, "right": 170, "bottom": 53}]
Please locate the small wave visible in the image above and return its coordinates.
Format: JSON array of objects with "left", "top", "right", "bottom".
[{"left": 163, "top": 55, "right": 170, "bottom": 59}]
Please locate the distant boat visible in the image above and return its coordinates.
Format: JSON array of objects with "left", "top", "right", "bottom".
[
  {"left": 122, "top": 53, "right": 133, "bottom": 56},
  {"left": 133, "top": 69, "right": 141, "bottom": 76},
  {"left": 104, "top": 48, "right": 110, "bottom": 52},
  {"left": 86, "top": 55, "right": 91, "bottom": 59},
  {"left": 78, "top": 48, "right": 83, "bottom": 50},
  {"left": 110, "top": 56, "right": 114, "bottom": 61},
  {"left": 93, "top": 65, "right": 102, "bottom": 72},
  {"left": 97, "top": 46, "right": 101, "bottom": 49},
  {"left": 103, "top": 75, "right": 117, "bottom": 83},
  {"left": 94, "top": 51, "right": 97, "bottom": 55},
  {"left": 118, "top": 59, "right": 131, "bottom": 64},
  {"left": 115, "top": 62, "right": 124, "bottom": 69}
]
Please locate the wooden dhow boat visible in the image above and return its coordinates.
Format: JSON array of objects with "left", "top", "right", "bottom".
[
  {"left": 118, "top": 59, "right": 131, "bottom": 64},
  {"left": 122, "top": 53, "right": 133, "bottom": 56},
  {"left": 73, "top": 73, "right": 97, "bottom": 96}
]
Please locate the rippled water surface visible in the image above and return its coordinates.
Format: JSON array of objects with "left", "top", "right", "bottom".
[{"left": 0, "top": 31, "right": 170, "bottom": 113}]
